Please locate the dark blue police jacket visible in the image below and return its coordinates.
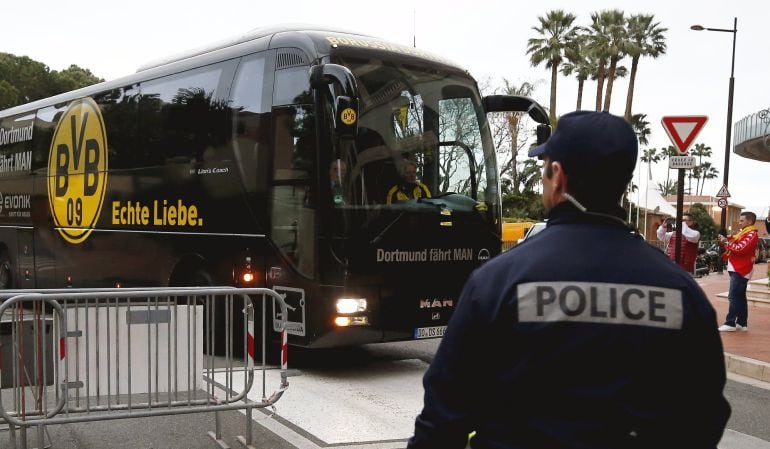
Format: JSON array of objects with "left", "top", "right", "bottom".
[{"left": 408, "top": 202, "right": 730, "bottom": 449}]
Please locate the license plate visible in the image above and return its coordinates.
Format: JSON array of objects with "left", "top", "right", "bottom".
[{"left": 414, "top": 326, "right": 447, "bottom": 339}]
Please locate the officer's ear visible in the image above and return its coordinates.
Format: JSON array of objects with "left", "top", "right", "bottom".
[{"left": 549, "top": 161, "right": 567, "bottom": 193}]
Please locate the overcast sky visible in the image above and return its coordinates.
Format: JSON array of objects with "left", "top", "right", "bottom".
[{"left": 3, "top": 0, "right": 768, "bottom": 217}]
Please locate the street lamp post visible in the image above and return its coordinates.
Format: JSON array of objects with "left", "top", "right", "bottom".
[{"left": 691, "top": 17, "right": 737, "bottom": 235}]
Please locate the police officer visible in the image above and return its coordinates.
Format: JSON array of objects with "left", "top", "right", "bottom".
[{"left": 408, "top": 111, "right": 730, "bottom": 449}]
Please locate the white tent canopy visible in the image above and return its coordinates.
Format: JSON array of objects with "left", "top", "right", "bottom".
[{"left": 638, "top": 185, "right": 677, "bottom": 217}]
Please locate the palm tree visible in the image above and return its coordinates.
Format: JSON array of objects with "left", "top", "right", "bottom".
[
  {"left": 690, "top": 143, "right": 712, "bottom": 194},
  {"left": 597, "top": 10, "right": 628, "bottom": 112},
  {"left": 700, "top": 163, "right": 719, "bottom": 195},
  {"left": 560, "top": 33, "right": 592, "bottom": 110},
  {"left": 641, "top": 147, "right": 661, "bottom": 170},
  {"left": 630, "top": 113, "right": 651, "bottom": 146},
  {"left": 527, "top": 10, "right": 578, "bottom": 123},
  {"left": 497, "top": 79, "right": 540, "bottom": 193},
  {"left": 584, "top": 14, "right": 610, "bottom": 111},
  {"left": 688, "top": 165, "right": 700, "bottom": 196},
  {"left": 691, "top": 143, "right": 712, "bottom": 165},
  {"left": 660, "top": 145, "right": 679, "bottom": 187},
  {"left": 624, "top": 14, "right": 667, "bottom": 121},
  {"left": 518, "top": 159, "right": 543, "bottom": 193},
  {"left": 640, "top": 147, "right": 661, "bottom": 230},
  {"left": 658, "top": 179, "right": 677, "bottom": 196}
]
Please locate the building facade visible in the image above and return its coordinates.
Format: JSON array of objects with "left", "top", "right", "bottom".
[{"left": 663, "top": 195, "right": 745, "bottom": 234}]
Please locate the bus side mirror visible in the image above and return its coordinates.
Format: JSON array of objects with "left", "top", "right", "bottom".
[
  {"left": 483, "top": 95, "right": 551, "bottom": 145},
  {"left": 311, "top": 63, "right": 359, "bottom": 139},
  {"left": 310, "top": 64, "right": 358, "bottom": 97},
  {"left": 536, "top": 124, "right": 551, "bottom": 145},
  {"left": 482, "top": 95, "right": 549, "bottom": 125}
]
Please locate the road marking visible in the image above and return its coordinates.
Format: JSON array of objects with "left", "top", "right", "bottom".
[
  {"left": 212, "top": 359, "right": 427, "bottom": 446},
  {"left": 720, "top": 429, "right": 770, "bottom": 448}
]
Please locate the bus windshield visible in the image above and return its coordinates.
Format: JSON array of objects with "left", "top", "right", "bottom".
[{"left": 328, "top": 54, "right": 498, "bottom": 219}]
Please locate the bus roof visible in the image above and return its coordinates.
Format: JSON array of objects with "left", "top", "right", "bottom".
[
  {"left": 136, "top": 23, "right": 369, "bottom": 72},
  {"left": 0, "top": 24, "right": 467, "bottom": 119}
]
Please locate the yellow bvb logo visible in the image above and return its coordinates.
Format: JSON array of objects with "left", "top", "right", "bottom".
[
  {"left": 340, "top": 108, "right": 357, "bottom": 125},
  {"left": 47, "top": 98, "right": 108, "bottom": 244}
]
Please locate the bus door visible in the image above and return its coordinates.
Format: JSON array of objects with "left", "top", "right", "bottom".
[{"left": 265, "top": 57, "right": 317, "bottom": 344}]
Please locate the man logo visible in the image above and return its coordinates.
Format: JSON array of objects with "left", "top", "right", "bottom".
[
  {"left": 420, "top": 299, "right": 454, "bottom": 309},
  {"left": 478, "top": 248, "right": 490, "bottom": 261},
  {"left": 47, "top": 98, "right": 108, "bottom": 244},
  {"left": 431, "top": 312, "right": 440, "bottom": 321}
]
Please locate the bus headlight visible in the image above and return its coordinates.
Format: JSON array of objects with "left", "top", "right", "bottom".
[{"left": 335, "top": 298, "right": 367, "bottom": 314}]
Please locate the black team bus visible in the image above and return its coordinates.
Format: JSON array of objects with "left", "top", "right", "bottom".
[{"left": 0, "top": 25, "right": 549, "bottom": 348}]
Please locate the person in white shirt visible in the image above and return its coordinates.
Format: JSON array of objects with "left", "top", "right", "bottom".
[{"left": 656, "top": 213, "right": 701, "bottom": 273}]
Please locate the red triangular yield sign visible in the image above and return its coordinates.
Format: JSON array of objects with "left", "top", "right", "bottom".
[{"left": 661, "top": 116, "right": 708, "bottom": 154}]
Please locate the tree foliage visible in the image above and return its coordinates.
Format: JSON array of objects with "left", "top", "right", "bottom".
[
  {"left": 483, "top": 78, "right": 547, "bottom": 220},
  {"left": 0, "top": 53, "right": 103, "bottom": 109},
  {"left": 624, "top": 14, "right": 667, "bottom": 120},
  {"left": 688, "top": 203, "right": 718, "bottom": 242},
  {"left": 630, "top": 113, "right": 651, "bottom": 146},
  {"left": 527, "top": 10, "right": 578, "bottom": 123},
  {"left": 528, "top": 10, "right": 666, "bottom": 120}
]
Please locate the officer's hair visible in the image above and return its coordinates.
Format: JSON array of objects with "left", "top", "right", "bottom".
[
  {"left": 545, "top": 154, "right": 631, "bottom": 209},
  {"left": 741, "top": 211, "right": 756, "bottom": 223}
]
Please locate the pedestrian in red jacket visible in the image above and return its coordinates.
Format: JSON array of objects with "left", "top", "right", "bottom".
[{"left": 718, "top": 211, "right": 759, "bottom": 332}]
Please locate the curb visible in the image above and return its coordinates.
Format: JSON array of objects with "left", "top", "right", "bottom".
[{"left": 725, "top": 352, "right": 770, "bottom": 383}]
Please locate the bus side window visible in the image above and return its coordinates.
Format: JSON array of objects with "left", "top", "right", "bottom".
[
  {"left": 33, "top": 106, "right": 66, "bottom": 174},
  {"left": 138, "top": 62, "right": 235, "bottom": 167},
  {"left": 230, "top": 54, "right": 269, "bottom": 194},
  {"left": 92, "top": 87, "right": 139, "bottom": 170}
]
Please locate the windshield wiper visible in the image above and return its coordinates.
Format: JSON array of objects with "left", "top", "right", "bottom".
[{"left": 370, "top": 211, "right": 407, "bottom": 245}]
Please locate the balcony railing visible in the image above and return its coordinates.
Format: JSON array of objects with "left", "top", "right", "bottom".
[{"left": 734, "top": 108, "right": 770, "bottom": 148}]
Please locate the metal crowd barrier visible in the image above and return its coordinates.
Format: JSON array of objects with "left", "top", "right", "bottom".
[{"left": 0, "top": 287, "right": 292, "bottom": 449}]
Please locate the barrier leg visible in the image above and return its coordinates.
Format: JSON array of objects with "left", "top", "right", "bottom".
[
  {"left": 9, "top": 422, "right": 17, "bottom": 449},
  {"left": 34, "top": 423, "right": 51, "bottom": 449},
  {"left": 37, "top": 424, "right": 52, "bottom": 449},
  {"left": 235, "top": 405, "right": 256, "bottom": 449},
  {"left": 207, "top": 409, "right": 230, "bottom": 449},
  {"left": 20, "top": 425, "right": 27, "bottom": 449}
]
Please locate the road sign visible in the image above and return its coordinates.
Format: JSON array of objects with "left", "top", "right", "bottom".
[
  {"left": 717, "top": 198, "right": 728, "bottom": 208},
  {"left": 668, "top": 156, "right": 696, "bottom": 169},
  {"left": 715, "top": 184, "right": 731, "bottom": 198},
  {"left": 661, "top": 116, "right": 708, "bottom": 154}
]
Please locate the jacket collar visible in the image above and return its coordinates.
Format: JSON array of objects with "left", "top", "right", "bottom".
[{"left": 546, "top": 201, "right": 630, "bottom": 229}]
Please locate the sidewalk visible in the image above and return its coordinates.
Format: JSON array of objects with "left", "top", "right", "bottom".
[{"left": 696, "top": 262, "right": 770, "bottom": 383}]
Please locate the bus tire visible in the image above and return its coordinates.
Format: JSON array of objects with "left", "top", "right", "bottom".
[
  {"left": 169, "top": 261, "right": 212, "bottom": 287},
  {"left": 0, "top": 253, "right": 12, "bottom": 290},
  {"left": 190, "top": 269, "right": 213, "bottom": 287}
]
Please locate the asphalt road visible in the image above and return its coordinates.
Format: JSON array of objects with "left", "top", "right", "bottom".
[{"left": 2, "top": 338, "right": 768, "bottom": 448}]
